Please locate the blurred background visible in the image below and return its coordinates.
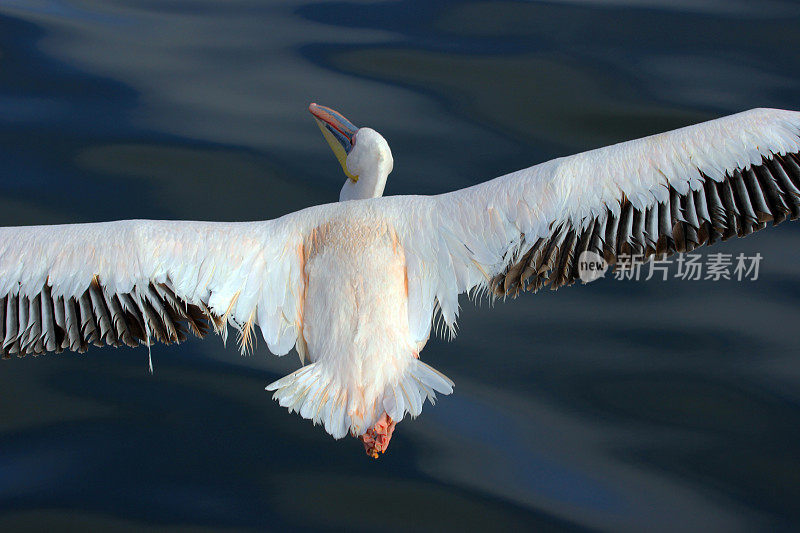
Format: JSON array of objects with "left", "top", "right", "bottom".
[{"left": 1, "top": 0, "right": 800, "bottom": 531}]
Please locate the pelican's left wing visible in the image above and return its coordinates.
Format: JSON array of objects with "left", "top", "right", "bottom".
[
  {"left": 0, "top": 218, "right": 308, "bottom": 359},
  {"left": 392, "top": 108, "right": 800, "bottom": 341}
]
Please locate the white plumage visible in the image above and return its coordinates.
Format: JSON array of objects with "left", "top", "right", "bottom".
[{"left": 2, "top": 106, "right": 799, "bottom": 456}]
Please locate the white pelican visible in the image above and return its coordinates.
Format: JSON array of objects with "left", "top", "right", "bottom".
[{"left": 1, "top": 104, "right": 799, "bottom": 458}]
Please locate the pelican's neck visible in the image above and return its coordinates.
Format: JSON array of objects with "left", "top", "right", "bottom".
[
  {"left": 339, "top": 165, "right": 390, "bottom": 201},
  {"left": 337, "top": 127, "right": 393, "bottom": 201}
]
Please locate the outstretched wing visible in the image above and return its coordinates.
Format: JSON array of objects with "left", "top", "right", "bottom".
[
  {"left": 393, "top": 108, "right": 800, "bottom": 342},
  {"left": 0, "top": 218, "right": 306, "bottom": 359},
  {"left": 3, "top": 109, "right": 799, "bottom": 360}
]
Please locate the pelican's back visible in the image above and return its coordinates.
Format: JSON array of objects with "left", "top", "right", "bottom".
[{"left": 266, "top": 215, "right": 453, "bottom": 439}]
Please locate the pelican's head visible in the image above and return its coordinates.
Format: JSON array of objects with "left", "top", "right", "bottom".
[{"left": 309, "top": 103, "right": 393, "bottom": 201}]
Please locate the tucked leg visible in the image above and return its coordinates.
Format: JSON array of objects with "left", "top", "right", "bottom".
[{"left": 359, "top": 412, "right": 396, "bottom": 458}]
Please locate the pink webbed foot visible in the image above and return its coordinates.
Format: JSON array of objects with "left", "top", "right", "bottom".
[{"left": 359, "top": 412, "right": 396, "bottom": 458}]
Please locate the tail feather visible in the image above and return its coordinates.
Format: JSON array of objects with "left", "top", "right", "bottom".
[
  {"left": 383, "top": 360, "right": 453, "bottom": 420},
  {"left": 266, "top": 359, "right": 454, "bottom": 439}
]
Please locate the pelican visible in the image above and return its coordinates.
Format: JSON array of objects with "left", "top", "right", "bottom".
[{"left": 1, "top": 104, "right": 799, "bottom": 458}]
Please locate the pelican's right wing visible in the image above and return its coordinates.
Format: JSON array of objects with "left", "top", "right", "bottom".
[
  {"left": 0, "top": 218, "right": 307, "bottom": 359},
  {"left": 391, "top": 108, "right": 800, "bottom": 342}
]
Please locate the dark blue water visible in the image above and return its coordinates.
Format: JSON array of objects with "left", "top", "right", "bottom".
[{"left": 1, "top": 1, "right": 800, "bottom": 531}]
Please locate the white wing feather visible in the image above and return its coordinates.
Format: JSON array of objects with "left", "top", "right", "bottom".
[
  {"left": 388, "top": 108, "right": 800, "bottom": 338},
  {"left": 0, "top": 218, "right": 306, "bottom": 355}
]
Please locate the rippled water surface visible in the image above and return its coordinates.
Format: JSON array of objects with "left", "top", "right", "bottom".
[{"left": 1, "top": 1, "right": 800, "bottom": 531}]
